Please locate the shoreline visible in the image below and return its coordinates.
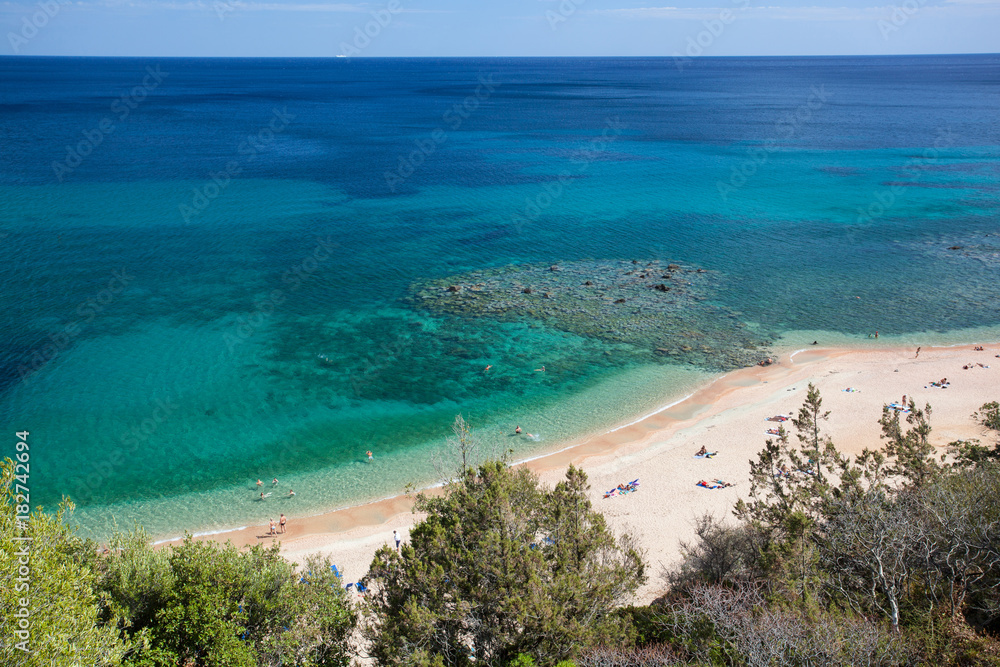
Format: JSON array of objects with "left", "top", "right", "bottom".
[
  {"left": 155, "top": 341, "right": 1000, "bottom": 601},
  {"left": 145, "top": 339, "right": 875, "bottom": 548},
  {"left": 143, "top": 330, "right": 998, "bottom": 548}
]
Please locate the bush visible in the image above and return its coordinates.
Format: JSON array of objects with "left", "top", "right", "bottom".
[
  {"left": 363, "top": 462, "right": 646, "bottom": 665},
  {"left": 99, "top": 534, "right": 356, "bottom": 667},
  {"left": 0, "top": 458, "right": 130, "bottom": 667}
]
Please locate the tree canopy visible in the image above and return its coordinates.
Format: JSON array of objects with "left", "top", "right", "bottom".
[
  {"left": 0, "top": 457, "right": 130, "bottom": 667},
  {"left": 363, "top": 461, "right": 645, "bottom": 666}
]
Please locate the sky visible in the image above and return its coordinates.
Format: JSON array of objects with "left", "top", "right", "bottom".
[{"left": 1, "top": 0, "right": 998, "bottom": 57}]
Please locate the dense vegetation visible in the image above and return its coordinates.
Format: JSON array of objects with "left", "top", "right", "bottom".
[
  {"left": 3, "top": 393, "right": 1000, "bottom": 665},
  {"left": 1, "top": 462, "right": 354, "bottom": 667}
]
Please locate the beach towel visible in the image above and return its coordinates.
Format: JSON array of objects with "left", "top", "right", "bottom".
[
  {"left": 604, "top": 479, "right": 640, "bottom": 498},
  {"left": 842, "top": 388, "right": 860, "bottom": 393},
  {"left": 888, "top": 403, "right": 911, "bottom": 413},
  {"left": 694, "top": 452, "right": 717, "bottom": 459},
  {"left": 698, "top": 480, "right": 733, "bottom": 489}
]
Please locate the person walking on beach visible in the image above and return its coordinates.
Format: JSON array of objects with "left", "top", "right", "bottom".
[
  {"left": 393, "top": 530, "right": 401, "bottom": 552},
  {"left": 916, "top": 346, "right": 921, "bottom": 358},
  {"left": 279, "top": 514, "right": 287, "bottom": 533}
]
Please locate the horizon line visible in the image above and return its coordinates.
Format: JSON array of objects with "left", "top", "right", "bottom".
[{"left": 2, "top": 51, "right": 999, "bottom": 59}]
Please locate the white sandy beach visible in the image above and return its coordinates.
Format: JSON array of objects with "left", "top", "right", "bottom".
[{"left": 164, "top": 343, "right": 999, "bottom": 603}]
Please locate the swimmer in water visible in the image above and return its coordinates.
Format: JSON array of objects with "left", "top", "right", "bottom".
[
  {"left": 288, "top": 489, "right": 295, "bottom": 497},
  {"left": 260, "top": 492, "right": 265, "bottom": 500},
  {"left": 515, "top": 425, "right": 522, "bottom": 434},
  {"left": 484, "top": 365, "right": 492, "bottom": 372},
  {"left": 272, "top": 477, "right": 278, "bottom": 485},
  {"left": 366, "top": 450, "right": 373, "bottom": 461},
  {"left": 534, "top": 365, "right": 545, "bottom": 372},
  {"left": 256, "top": 479, "right": 263, "bottom": 487}
]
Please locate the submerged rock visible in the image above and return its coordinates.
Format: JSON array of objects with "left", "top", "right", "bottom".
[{"left": 407, "top": 259, "right": 774, "bottom": 371}]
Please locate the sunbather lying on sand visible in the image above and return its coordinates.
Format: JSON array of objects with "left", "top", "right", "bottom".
[{"left": 697, "top": 479, "right": 734, "bottom": 489}]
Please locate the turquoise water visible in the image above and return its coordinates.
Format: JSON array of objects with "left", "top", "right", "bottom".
[{"left": 1, "top": 56, "right": 998, "bottom": 539}]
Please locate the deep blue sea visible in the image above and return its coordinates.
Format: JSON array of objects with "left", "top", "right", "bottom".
[{"left": 1, "top": 55, "right": 998, "bottom": 539}]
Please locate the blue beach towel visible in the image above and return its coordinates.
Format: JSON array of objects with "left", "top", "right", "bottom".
[{"left": 604, "top": 479, "right": 640, "bottom": 498}]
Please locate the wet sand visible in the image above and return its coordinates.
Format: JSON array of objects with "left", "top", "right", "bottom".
[{"left": 159, "top": 343, "right": 999, "bottom": 602}]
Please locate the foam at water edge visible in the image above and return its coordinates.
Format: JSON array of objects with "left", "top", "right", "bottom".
[
  {"left": 152, "top": 525, "right": 249, "bottom": 545},
  {"left": 606, "top": 389, "right": 702, "bottom": 433}
]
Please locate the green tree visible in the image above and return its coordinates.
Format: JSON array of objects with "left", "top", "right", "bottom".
[
  {"left": 948, "top": 401, "right": 1000, "bottom": 468},
  {"left": 879, "top": 399, "right": 940, "bottom": 488},
  {"left": 0, "top": 457, "right": 130, "bottom": 667},
  {"left": 100, "top": 535, "right": 356, "bottom": 667},
  {"left": 363, "top": 461, "right": 645, "bottom": 666},
  {"left": 735, "top": 384, "right": 848, "bottom": 602}
]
